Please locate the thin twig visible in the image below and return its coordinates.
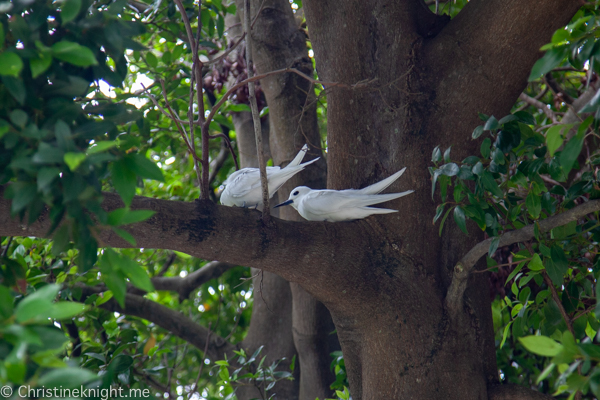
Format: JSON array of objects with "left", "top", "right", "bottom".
[
  {"left": 146, "top": 82, "right": 202, "bottom": 163},
  {"left": 188, "top": 322, "right": 212, "bottom": 400},
  {"left": 202, "top": 66, "right": 368, "bottom": 133},
  {"left": 205, "top": 33, "right": 246, "bottom": 66},
  {"left": 244, "top": 0, "right": 270, "bottom": 221}
]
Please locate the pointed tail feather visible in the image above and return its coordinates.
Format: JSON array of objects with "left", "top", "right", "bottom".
[
  {"left": 361, "top": 208, "right": 398, "bottom": 214},
  {"left": 349, "top": 190, "right": 414, "bottom": 208},
  {"left": 267, "top": 157, "right": 320, "bottom": 196},
  {"left": 286, "top": 144, "right": 309, "bottom": 168},
  {"left": 358, "top": 167, "right": 407, "bottom": 195}
]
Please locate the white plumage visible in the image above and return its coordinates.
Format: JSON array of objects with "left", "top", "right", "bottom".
[
  {"left": 274, "top": 168, "right": 414, "bottom": 221},
  {"left": 220, "top": 144, "right": 319, "bottom": 208}
]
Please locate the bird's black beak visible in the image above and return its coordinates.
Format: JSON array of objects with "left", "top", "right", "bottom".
[{"left": 274, "top": 199, "right": 293, "bottom": 208}]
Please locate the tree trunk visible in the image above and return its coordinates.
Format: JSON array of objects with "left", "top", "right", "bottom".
[{"left": 300, "top": 0, "right": 581, "bottom": 398}]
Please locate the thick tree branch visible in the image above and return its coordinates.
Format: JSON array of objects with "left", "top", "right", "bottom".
[
  {"left": 446, "top": 199, "right": 600, "bottom": 316},
  {"left": 0, "top": 186, "right": 362, "bottom": 300},
  {"left": 78, "top": 285, "right": 236, "bottom": 359}
]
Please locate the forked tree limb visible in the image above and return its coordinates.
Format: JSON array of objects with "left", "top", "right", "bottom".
[
  {"left": 446, "top": 199, "right": 600, "bottom": 316},
  {"left": 0, "top": 186, "right": 358, "bottom": 299}
]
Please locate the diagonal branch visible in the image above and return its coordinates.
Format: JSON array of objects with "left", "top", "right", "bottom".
[
  {"left": 78, "top": 285, "right": 236, "bottom": 359},
  {"left": 446, "top": 199, "right": 600, "bottom": 316}
]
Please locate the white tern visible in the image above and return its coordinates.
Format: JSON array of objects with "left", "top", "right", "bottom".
[
  {"left": 274, "top": 167, "right": 413, "bottom": 221},
  {"left": 220, "top": 144, "right": 319, "bottom": 208}
]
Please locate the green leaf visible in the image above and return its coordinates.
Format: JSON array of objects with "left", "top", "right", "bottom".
[
  {"left": 560, "top": 131, "right": 584, "bottom": 176},
  {"left": 438, "top": 163, "right": 459, "bottom": 177},
  {"left": 60, "top": 0, "right": 81, "bottom": 23},
  {"left": 108, "top": 354, "right": 133, "bottom": 374},
  {"left": 87, "top": 140, "right": 117, "bottom": 154},
  {"left": 580, "top": 89, "right": 600, "bottom": 113},
  {"left": 100, "top": 257, "right": 126, "bottom": 308},
  {"left": 130, "top": 154, "right": 164, "bottom": 181},
  {"left": 536, "top": 363, "right": 555, "bottom": 384},
  {"left": 528, "top": 253, "right": 544, "bottom": 271},
  {"left": 108, "top": 209, "right": 155, "bottom": 226},
  {"left": 10, "top": 183, "right": 37, "bottom": 213},
  {"left": 51, "top": 41, "right": 98, "bottom": 67},
  {"left": 0, "top": 23, "right": 4, "bottom": 50},
  {"left": 453, "top": 206, "right": 467, "bottom": 234},
  {"left": 122, "top": 258, "right": 154, "bottom": 293},
  {"left": 431, "top": 146, "right": 441, "bottom": 163},
  {"left": 480, "top": 138, "right": 491, "bottom": 158},
  {"left": 63, "top": 152, "right": 86, "bottom": 171},
  {"left": 551, "top": 220, "right": 577, "bottom": 240},
  {"left": 15, "top": 284, "right": 60, "bottom": 322},
  {"left": 546, "top": 125, "right": 567, "bottom": 157},
  {"left": 38, "top": 367, "right": 98, "bottom": 388},
  {"left": 0, "top": 285, "right": 14, "bottom": 321},
  {"left": 488, "top": 236, "right": 500, "bottom": 257},
  {"left": 528, "top": 47, "right": 566, "bottom": 81},
  {"left": 0, "top": 51, "right": 23, "bottom": 77},
  {"left": 545, "top": 258, "right": 566, "bottom": 286},
  {"left": 480, "top": 171, "right": 503, "bottom": 197},
  {"left": 29, "top": 53, "right": 52, "bottom": 78},
  {"left": 146, "top": 52, "right": 158, "bottom": 68},
  {"left": 37, "top": 167, "right": 60, "bottom": 191},
  {"left": 484, "top": 116, "right": 498, "bottom": 131},
  {"left": 519, "top": 335, "right": 563, "bottom": 356},
  {"left": 443, "top": 146, "right": 451, "bottom": 163},
  {"left": 550, "top": 245, "right": 569, "bottom": 274},
  {"left": 506, "top": 260, "right": 525, "bottom": 284},
  {"left": 433, "top": 204, "right": 445, "bottom": 224},
  {"left": 46, "top": 302, "right": 87, "bottom": 320},
  {"left": 9, "top": 109, "right": 27, "bottom": 128},
  {"left": 526, "top": 192, "right": 541, "bottom": 219},
  {"left": 500, "top": 321, "right": 513, "bottom": 349},
  {"left": 472, "top": 125, "right": 484, "bottom": 139},
  {"left": 113, "top": 227, "right": 136, "bottom": 246},
  {"left": 217, "top": 14, "right": 224, "bottom": 37},
  {"left": 111, "top": 159, "right": 137, "bottom": 207},
  {"left": 2, "top": 75, "right": 26, "bottom": 104}
]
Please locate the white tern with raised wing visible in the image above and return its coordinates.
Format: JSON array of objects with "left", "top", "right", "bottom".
[
  {"left": 274, "top": 167, "right": 413, "bottom": 221},
  {"left": 220, "top": 144, "right": 319, "bottom": 208}
]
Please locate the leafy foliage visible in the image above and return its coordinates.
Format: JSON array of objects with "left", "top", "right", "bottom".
[{"left": 431, "top": 6, "right": 600, "bottom": 398}]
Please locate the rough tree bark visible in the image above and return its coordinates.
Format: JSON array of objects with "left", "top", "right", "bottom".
[
  {"left": 238, "top": 1, "right": 337, "bottom": 399},
  {"left": 223, "top": 3, "right": 335, "bottom": 397},
  {"left": 0, "top": 0, "right": 586, "bottom": 398}
]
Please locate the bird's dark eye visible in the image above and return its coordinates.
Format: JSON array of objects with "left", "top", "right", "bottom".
[{"left": 293, "top": 191, "right": 299, "bottom": 196}]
